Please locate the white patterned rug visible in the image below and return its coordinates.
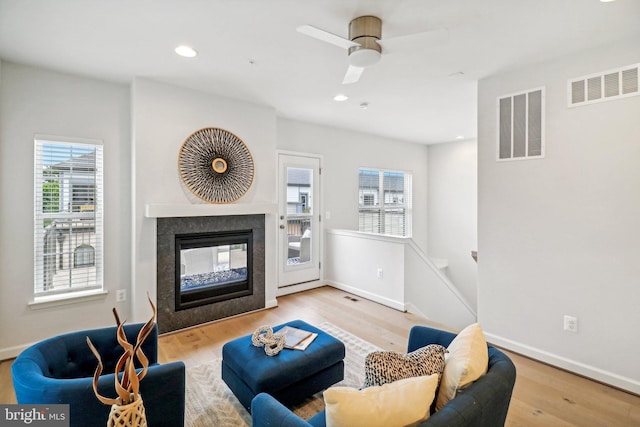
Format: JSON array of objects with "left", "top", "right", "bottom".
[{"left": 184, "top": 322, "right": 381, "bottom": 427}]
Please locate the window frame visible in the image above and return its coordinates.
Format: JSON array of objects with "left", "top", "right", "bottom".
[
  {"left": 358, "top": 168, "right": 412, "bottom": 237},
  {"left": 33, "top": 135, "right": 104, "bottom": 299}
]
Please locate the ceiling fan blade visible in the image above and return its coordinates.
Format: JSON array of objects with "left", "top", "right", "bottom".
[
  {"left": 296, "top": 24, "right": 359, "bottom": 50},
  {"left": 342, "top": 65, "right": 364, "bottom": 85},
  {"left": 378, "top": 28, "right": 449, "bottom": 54}
]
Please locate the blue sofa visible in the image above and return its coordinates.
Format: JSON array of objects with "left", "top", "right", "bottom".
[
  {"left": 12, "top": 323, "right": 185, "bottom": 427},
  {"left": 251, "top": 325, "right": 516, "bottom": 427}
]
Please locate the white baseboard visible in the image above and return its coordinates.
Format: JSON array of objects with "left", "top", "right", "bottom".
[
  {"left": 0, "top": 343, "right": 31, "bottom": 361},
  {"left": 326, "top": 280, "right": 406, "bottom": 312},
  {"left": 276, "top": 280, "right": 324, "bottom": 297},
  {"left": 485, "top": 332, "right": 640, "bottom": 395}
]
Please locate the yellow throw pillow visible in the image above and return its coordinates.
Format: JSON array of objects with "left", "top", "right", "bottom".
[
  {"left": 324, "top": 374, "right": 439, "bottom": 427},
  {"left": 435, "top": 323, "right": 488, "bottom": 410}
]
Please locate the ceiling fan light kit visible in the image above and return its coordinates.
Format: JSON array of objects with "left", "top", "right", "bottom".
[
  {"left": 348, "top": 46, "right": 381, "bottom": 68},
  {"left": 348, "top": 16, "right": 382, "bottom": 68}
]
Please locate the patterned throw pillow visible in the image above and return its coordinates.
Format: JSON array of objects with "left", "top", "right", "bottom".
[{"left": 363, "top": 344, "right": 447, "bottom": 388}]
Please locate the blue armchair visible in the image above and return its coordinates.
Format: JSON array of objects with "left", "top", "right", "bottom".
[
  {"left": 251, "top": 325, "right": 516, "bottom": 427},
  {"left": 12, "top": 323, "right": 185, "bottom": 427}
]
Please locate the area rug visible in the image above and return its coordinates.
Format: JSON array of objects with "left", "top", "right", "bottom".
[{"left": 184, "top": 322, "right": 381, "bottom": 427}]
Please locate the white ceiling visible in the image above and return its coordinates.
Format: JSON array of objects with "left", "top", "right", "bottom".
[{"left": 1, "top": 0, "right": 639, "bottom": 144}]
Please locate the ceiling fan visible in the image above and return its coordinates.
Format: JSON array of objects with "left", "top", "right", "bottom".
[{"left": 297, "top": 16, "right": 447, "bottom": 84}]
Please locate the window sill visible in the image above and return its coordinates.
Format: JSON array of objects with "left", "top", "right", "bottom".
[{"left": 28, "top": 289, "right": 108, "bottom": 310}]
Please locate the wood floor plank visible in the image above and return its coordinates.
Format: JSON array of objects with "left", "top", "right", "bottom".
[
  {"left": 0, "top": 358, "right": 15, "bottom": 404},
  {"left": 505, "top": 349, "right": 638, "bottom": 426},
  {"left": 506, "top": 398, "right": 576, "bottom": 427},
  {"left": 1, "top": 286, "right": 639, "bottom": 426}
]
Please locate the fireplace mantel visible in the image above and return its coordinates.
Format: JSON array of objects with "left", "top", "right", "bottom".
[{"left": 145, "top": 203, "right": 277, "bottom": 218}]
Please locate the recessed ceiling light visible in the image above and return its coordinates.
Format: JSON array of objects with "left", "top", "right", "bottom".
[
  {"left": 360, "top": 102, "right": 369, "bottom": 109},
  {"left": 333, "top": 94, "right": 348, "bottom": 102},
  {"left": 600, "top": 0, "right": 616, "bottom": 2},
  {"left": 175, "top": 45, "right": 198, "bottom": 58},
  {"left": 456, "top": 135, "right": 464, "bottom": 140}
]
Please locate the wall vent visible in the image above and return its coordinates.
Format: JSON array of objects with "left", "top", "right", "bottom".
[
  {"left": 569, "top": 63, "right": 639, "bottom": 107},
  {"left": 497, "top": 87, "right": 545, "bottom": 161}
]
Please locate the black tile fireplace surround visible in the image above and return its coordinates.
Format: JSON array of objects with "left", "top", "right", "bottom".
[{"left": 156, "top": 214, "right": 265, "bottom": 334}]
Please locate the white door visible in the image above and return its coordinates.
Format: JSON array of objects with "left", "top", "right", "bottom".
[{"left": 278, "top": 153, "right": 321, "bottom": 287}]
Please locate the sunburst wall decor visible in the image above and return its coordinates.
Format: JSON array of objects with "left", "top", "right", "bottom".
[{"left": 178, "top": 127, "right": 254, "bottom": 204}]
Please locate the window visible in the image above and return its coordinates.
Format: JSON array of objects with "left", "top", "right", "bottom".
[
  {"left": 71, "top": 184, "right": 95, "bottom": 212},
  {"left": 34, "top": 136, "right": 103, "bottom": 297},
  {"left": 74, "top": 244, "right": 95, "bottom": 268},
  {"left": 358, "top": 168, "right": 412, "bottom": 237}
]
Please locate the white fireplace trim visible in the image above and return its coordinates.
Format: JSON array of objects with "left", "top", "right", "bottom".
[{"left": 145, "top": 203, "right": 277, "bottom": 218}]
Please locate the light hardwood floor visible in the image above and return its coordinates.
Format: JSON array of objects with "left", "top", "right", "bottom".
[{"left": 2, "top": 286, "right": 639, "bottom": 426}]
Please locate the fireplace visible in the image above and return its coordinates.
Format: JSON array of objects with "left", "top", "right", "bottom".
[
  {"left": 156, "top": 214, "right": 265, "bottom": 333},
  {"left": 175, "top": 230, "right": 253, "bottom": 310}
]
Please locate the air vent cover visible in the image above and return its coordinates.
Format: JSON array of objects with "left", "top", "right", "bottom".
[
  {"left": 569, "top": 63, "right": 639, "bottom": 107},
  {"left": 497, "top": 87, "right": 545, "bottom": 161}
]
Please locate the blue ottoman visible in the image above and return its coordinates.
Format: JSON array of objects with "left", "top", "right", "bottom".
[{"left": 221, "top": 319, "right": 345, "bottom": 411}]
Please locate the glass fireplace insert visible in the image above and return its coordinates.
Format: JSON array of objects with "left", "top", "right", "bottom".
[{"left": 175, "top": 230, "right": 253, "bottom": 311}]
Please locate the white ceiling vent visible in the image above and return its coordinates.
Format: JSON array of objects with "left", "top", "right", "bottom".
[
  {"left": 569, "top": 63, "right": 639, "bottom": 107},
  {"left": 497, "top": 87, "right": 545, "bottom": 161}
]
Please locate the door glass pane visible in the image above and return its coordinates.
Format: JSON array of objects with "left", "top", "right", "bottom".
[{"left": 286, "top": 167, "right": 313, "bottom": 266}]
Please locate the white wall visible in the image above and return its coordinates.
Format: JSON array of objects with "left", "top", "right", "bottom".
[
  {"left": 427, "top": 140, "right": 478, "bottom": 309},
  {"left": 0, "top": 62, "right": 131, "bottom": 357},
  {"left": 276, "top": 118, "right": 429, "bottom": 251},
  {"left": 325, "top": 229, "right": 477, "bottom": 329},
  {"left": 130, "top": 78, "right": 278, "bottom": 320},
  {"left": 478, "top": 38, "right": 640, "bottom": 393},
  {"left": 325, "top": 230, "right": 406, "bottom": 310},
  {"left": 404, "top": 241, "right": 476, "bottom": 330}
]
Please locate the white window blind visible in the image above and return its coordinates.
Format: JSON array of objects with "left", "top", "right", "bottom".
[
  {"left": 358, "top": 168, "right": 412, "bottom": 237},
  {"left": 34, "top": 136, "right": 103, "bottom": 297}
]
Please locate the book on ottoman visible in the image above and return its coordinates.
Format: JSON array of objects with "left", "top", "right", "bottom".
[{"left": 278, "top": 326, "right": 318, "bottom": 350}]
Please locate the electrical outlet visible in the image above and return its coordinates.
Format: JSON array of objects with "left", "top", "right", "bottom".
[
  {"left": 376, "top": 268, "right": 383, "bottom": 279},
  {"left": 116, "top": 289, "right": 127, "bottom": 302},
  {"left": 563, "top": 315, "right": 578, "bottom": 333}
]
